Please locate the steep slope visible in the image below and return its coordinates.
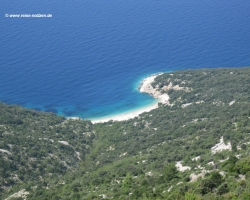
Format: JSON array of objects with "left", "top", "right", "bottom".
[
  {"left": 2, "top": 67, "right": 250, "bottom": 200},
  {"left": 0, "top": 104, "right": 95, "bottom": 198}
]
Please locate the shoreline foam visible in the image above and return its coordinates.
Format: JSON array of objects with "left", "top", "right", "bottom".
[
  {"left": 90, "top": 101, "right": 158, "bottom": 123},
  {"left": 89, "top": 73, "right": 169, "bottom": 123}
]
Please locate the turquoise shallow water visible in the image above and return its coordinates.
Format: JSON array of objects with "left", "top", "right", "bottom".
[{"left": 0, "top": 0, "right": 250, "bottom": 119}]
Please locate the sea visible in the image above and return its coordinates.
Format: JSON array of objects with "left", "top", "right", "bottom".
[{"left": 0, "top": 0, "right": 250, "bottom": 120}]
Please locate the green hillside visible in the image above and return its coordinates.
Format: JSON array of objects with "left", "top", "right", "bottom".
[
  {"left": 0, "top": 104, "right": 95, "bottom": 199},
  {"left": 1, "top": 67, "right": 250, "bottom": 200}
]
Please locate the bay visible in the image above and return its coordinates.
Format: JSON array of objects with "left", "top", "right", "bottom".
[{"left": 0, "top": 0, "right": 249, "bottom": 119}]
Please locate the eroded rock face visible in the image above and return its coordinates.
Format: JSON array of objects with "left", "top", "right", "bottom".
[
  {"left": 139, "top": 75, "right": 170, "bottom": 104},
  {"left": 211, "top": 136, "right": 232, "bottom": 154},
  {"left": 139, "top": 74, "right": 191, "bottom": 106},
  {"left": 163, "top": 82, "right": 190, "bottom": 92},
  {"left": 139, "top": 75, "right": 161, "bottom": 98},
  {"left": 0, "top": 149, "right": 12, "bottom": 155},
  {"left": 5, "top": 189, "right": 29, "bottom": 200},
  {"left": 176, "top": 161, "right": 191, "bottom": 172}
]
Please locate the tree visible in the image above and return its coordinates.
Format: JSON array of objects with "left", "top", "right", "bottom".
[
  {"left": 200, "top": 179, "right": 215, "bottom": 195},
  {"left": 217, "top": 183, "right": 229, "bottom": 195},
  {"left": 163, "top": 163, "right": 178, "bottom": 182},
  {"left": 209, "top": 171, "right": 223, "bottom": 187},
  {"left": 185, "top": 192, "right": 202, "bottom": 200},
  {"left": 122, "top": 173, "right": 133, "bottom": 195},
  {"left": 236, "top": 157, "right": 250, "bottom": 174}
]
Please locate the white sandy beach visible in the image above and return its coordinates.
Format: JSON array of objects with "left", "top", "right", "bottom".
[
  {"left": 90, "top": 102, "right": 158, "bottom": 123},
  {"left": 91, "top": 74, "right": 169, "bottom": 123}
]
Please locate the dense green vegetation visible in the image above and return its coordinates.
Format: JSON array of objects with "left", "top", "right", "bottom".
[
  {"left": 1, "top": 67, "right": 250, "bottom": 199},
  {"left": 0, "top": 105, "right": 95, "bottom": 199}
]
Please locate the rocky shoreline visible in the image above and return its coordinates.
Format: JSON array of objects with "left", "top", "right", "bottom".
[
  {"left": 91, "top": 73, "right": 170, "bottom": 123},
  {"left": 139, "top": 74, "right": 170, "bottom": 104}
]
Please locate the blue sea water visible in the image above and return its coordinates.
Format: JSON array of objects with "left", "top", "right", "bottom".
[{"left": 0, "top": 0, "right": 250, "bottom": 120}]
